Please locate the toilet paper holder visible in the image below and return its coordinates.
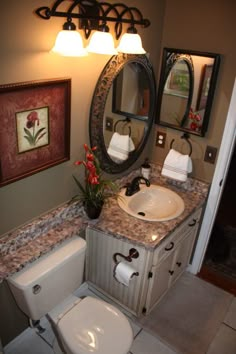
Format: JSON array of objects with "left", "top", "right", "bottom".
[
  {"left": 113, "top": 248, "right": 139, "bottom": 277},
  {"left": 113, "top": 248, "right": 139, "bottom": 264}
]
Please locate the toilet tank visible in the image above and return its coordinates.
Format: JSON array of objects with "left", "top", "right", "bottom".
[{"left": 7, "top": 236, "right": 86, "bottom": 321}]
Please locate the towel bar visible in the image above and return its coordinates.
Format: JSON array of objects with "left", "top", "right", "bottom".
[
  {"left": 170, "top": 133, "right": 192, "bottom": 156},
  {"left": 114, "top": 118, "right": 131, "bottom": 137}
]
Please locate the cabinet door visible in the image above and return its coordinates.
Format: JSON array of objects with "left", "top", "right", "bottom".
[
  {"left": 170, "top": 232, "right": 195, "bottom": 284},
  {"left": 144, "top": 252, "right": 174, "bottom": 314},
  {"left": 144, "top": 208, "right": 203, "bottom": 314}
]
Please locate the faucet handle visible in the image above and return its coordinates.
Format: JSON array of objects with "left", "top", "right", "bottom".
[
  {"left": 125, "top": 176, "right": 150, "bottom": 196},
  {"left": 138, "top": 176, "right": 151, "bottom": 187}
]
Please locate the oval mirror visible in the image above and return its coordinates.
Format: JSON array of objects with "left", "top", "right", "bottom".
[
  {"left": 89, "top": 54, "right": 156, "bottom": 174},
  {"left": 156, "top": 48, "right": 221, "bottom": 136}
]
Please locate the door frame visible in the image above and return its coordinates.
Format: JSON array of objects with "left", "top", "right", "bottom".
[{"left": 189, "top": 78, "right": 236, "bottom": 274}]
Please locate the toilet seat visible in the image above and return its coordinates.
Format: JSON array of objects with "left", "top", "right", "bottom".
[{"left": 56, "top": 296, "right": 133, "bottom": 354}]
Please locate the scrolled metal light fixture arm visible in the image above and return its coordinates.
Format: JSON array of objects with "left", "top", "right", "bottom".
[{"left": 35, "top": 0, "right": 150, "bottom": 39}]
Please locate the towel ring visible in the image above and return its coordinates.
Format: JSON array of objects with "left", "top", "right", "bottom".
[
  {"left": 170, "top": 133, "right": 192, "bottom": 156},
  {"left": 114, "top": 118, "right": 131, "bottom": 137}
]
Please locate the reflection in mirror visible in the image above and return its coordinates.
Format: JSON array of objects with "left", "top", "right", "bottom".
[
  {"left": 90, "top": 54, "right": 156, "bottom": 174},
  {"left": 156, "top": 48, "right": 220, "bottom": 136},
  {"left": 112, "top": 63, "right": 150, "bottom": 118},
  {"left": 104, "top": 87, "right": 146, "bottom": 165}
]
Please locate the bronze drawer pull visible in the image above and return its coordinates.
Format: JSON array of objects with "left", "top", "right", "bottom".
[
  {"left": 165, "top": 242, "right": 174, "bottom": 251},
  {"left": 176, "top": 262, "right": 182, "bottom": 267},
  {"left": 169, "top": 270, "right": 174, "bottom": 276},
  {"left": 188, "top": 219, "right": 197, "bottom": 227}
]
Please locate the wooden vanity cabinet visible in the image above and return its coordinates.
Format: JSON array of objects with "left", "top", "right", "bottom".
[
  {"left": 85, "top": 208, "right": 202, "bottom": 317},
  {"left": 144, "top": 208, "right": 202, "bottom": 314}
]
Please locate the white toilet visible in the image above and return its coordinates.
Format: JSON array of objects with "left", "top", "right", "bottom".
[{"left": 7, "top": 236, "right": 133, "bottom": 354}]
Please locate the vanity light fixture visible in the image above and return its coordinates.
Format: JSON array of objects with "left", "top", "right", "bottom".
[
  {"left": 116, "top": 25, "right": 146, "bottom": 54},
  {"left": 35, "top": 0, "right": 150, "bottom": 56},
  {"left": 51, "top": 18, "right": 88, "bottom": 56},
  {"left": 87, "top": 23, "right": 118, "bottom": 55}
]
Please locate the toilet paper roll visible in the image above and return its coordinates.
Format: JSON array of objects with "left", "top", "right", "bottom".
[{"left": 114, "top": 262, "right": 137, "bottom": 286}]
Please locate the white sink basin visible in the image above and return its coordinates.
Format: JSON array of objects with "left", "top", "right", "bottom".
[{"left": 118, "top": 184, "right": 185, "bottom": 221}]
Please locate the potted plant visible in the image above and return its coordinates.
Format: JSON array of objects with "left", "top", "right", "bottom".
[{"left": 73, "top": 144, "right": 118, "bottom": 219}]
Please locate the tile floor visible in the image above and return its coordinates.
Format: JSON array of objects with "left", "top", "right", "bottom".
[{"left": 4, "top": 274, "right": 236, "bottom": 354}]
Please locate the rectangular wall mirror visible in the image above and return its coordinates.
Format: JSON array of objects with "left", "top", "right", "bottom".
[{"left": 156, "top": 48, "right": 221, "bottom": 136}]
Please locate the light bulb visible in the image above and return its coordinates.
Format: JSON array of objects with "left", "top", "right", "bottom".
[
  {"left": 87, "top": 31, "right": 117, "bottom": 55},
  {"left": 52, "top": 30, "right": 87, "bottom": 57},
  {"left": 117, "top": 33, "right": 146, "bottom": 54}
]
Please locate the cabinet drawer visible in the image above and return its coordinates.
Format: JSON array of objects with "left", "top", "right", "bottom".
[{"left": 153, "top": 208, "right": 202, "bottom": 266}]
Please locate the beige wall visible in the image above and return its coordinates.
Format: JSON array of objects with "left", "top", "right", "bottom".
[
  {"left": 151, "top": 0, "right": 236, "bottom": 182},
  {"left": 0, "top": 0, "right": 165, "bottom": 236}
]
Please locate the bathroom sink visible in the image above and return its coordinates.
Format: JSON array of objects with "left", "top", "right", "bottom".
[{"left": 118, "top": 184, "right": 185, "bottom": 221}]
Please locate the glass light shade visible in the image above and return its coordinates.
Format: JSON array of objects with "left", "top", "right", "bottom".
[
  {"left": 51, "top": 30, "right": 88, "bottom": 57},
  {"left": 87, "top": 31, "right": 118, "bottom": 55},
  {"left": 117, "top": 33, "right": 146, "bottom": 54}
]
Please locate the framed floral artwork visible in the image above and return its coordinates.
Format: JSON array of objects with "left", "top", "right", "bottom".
[
  {"left": 16, "top": 107, "right": 50, "bottom": 153},
  {"left": 164, "top": 62, "right": 190, "bottom": 98},
  {"left": 197, "top": 64, "right": 213, "bottom": 110},
  {"left": 0, "top": 78, "right": 71, "bottom": 187}
]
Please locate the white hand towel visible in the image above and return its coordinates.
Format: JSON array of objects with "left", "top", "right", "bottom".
[
  {"left": 161, "top": 149, "right": 192, "bottom": 182},
  {"left": 108, "top": 132, "right": 135, "bottom": 162}
]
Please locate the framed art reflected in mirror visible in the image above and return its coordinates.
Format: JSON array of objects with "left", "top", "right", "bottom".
[{"left": 156, "top": 48, "right": 221, "bottom": 136}]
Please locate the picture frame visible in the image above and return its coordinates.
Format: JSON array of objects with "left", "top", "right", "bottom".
[
  {"left": 197, "top": 64, "right": 213, "bottom": 110},
  {"left": 164, "top": 62, "right": 190, "bottom": 98},
  {"left": 0, "top": 78, "right": 71, "bottom": 187}
]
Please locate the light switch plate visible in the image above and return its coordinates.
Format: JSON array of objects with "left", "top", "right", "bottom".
[
  {"left": 204, "top": 146, "right": 218, "bottom": 164},
  {"left": 105, "top": 117, "right": 113, "bottom": 131}
]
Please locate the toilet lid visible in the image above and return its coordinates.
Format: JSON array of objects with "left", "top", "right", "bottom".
[{"left": 57, "top": 296, "right": 133, "bottom": 354}]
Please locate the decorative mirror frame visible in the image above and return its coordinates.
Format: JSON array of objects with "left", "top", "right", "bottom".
[
  {"left": 156, "top": 48, "right": 221, "bottom": 137},
  {"left": 89, "top": 53, "right": 156, "bottom": 174}
]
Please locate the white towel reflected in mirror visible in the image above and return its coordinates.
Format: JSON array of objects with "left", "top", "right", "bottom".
[{"left": 107, "top": 132, "right": 135, "bottom": 163}]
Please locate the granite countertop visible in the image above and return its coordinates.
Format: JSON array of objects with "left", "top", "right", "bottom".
[
  {"left": 0, "top": 203, "right": 89, "bottom": 283},
  {"left": 91, "top": 165, "right": 209, "bottom": 250},
  {"left": 0, "top": 164, "right": 209, "bottom": 283}
]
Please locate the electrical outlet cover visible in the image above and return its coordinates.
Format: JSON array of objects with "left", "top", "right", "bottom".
[{"left": 156, "top": 131, "right": 166, "bottom": 148}]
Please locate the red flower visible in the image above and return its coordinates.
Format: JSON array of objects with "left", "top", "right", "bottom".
[
  {"left": 27, "top": 111, "right": 39, "bottom": 126},
  {"left": 188, "top": 108, "right": 202, "bottom": 131},
  {"left": 88, "top": 173, "right": 99, "bottom": 185},
  {"left": 190, "top": 122, "right": 198, "bottom": 131},
  {"left": 83, "top": 143, "right": 89, "bottom": 151},
  {"left": 26, "top": 120, "right": 34, "bottom": 129},
  {"left": 73, "top": 144, "right": 118, "bottom": 210},
  {"left": 75, "top": 147, "right": 100, "bottom": 186},
  {"left": 195, "top": 114, "right": 201, "bottom": 121},
  {"left": 86, "top": 153, "right": 94, "bottom": 161},
  {"left": 74, "top": 160, "right": 83, "bottom": 166},
  {"left": 86, "top": 161, "right": 96, "bottom": 173}
]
